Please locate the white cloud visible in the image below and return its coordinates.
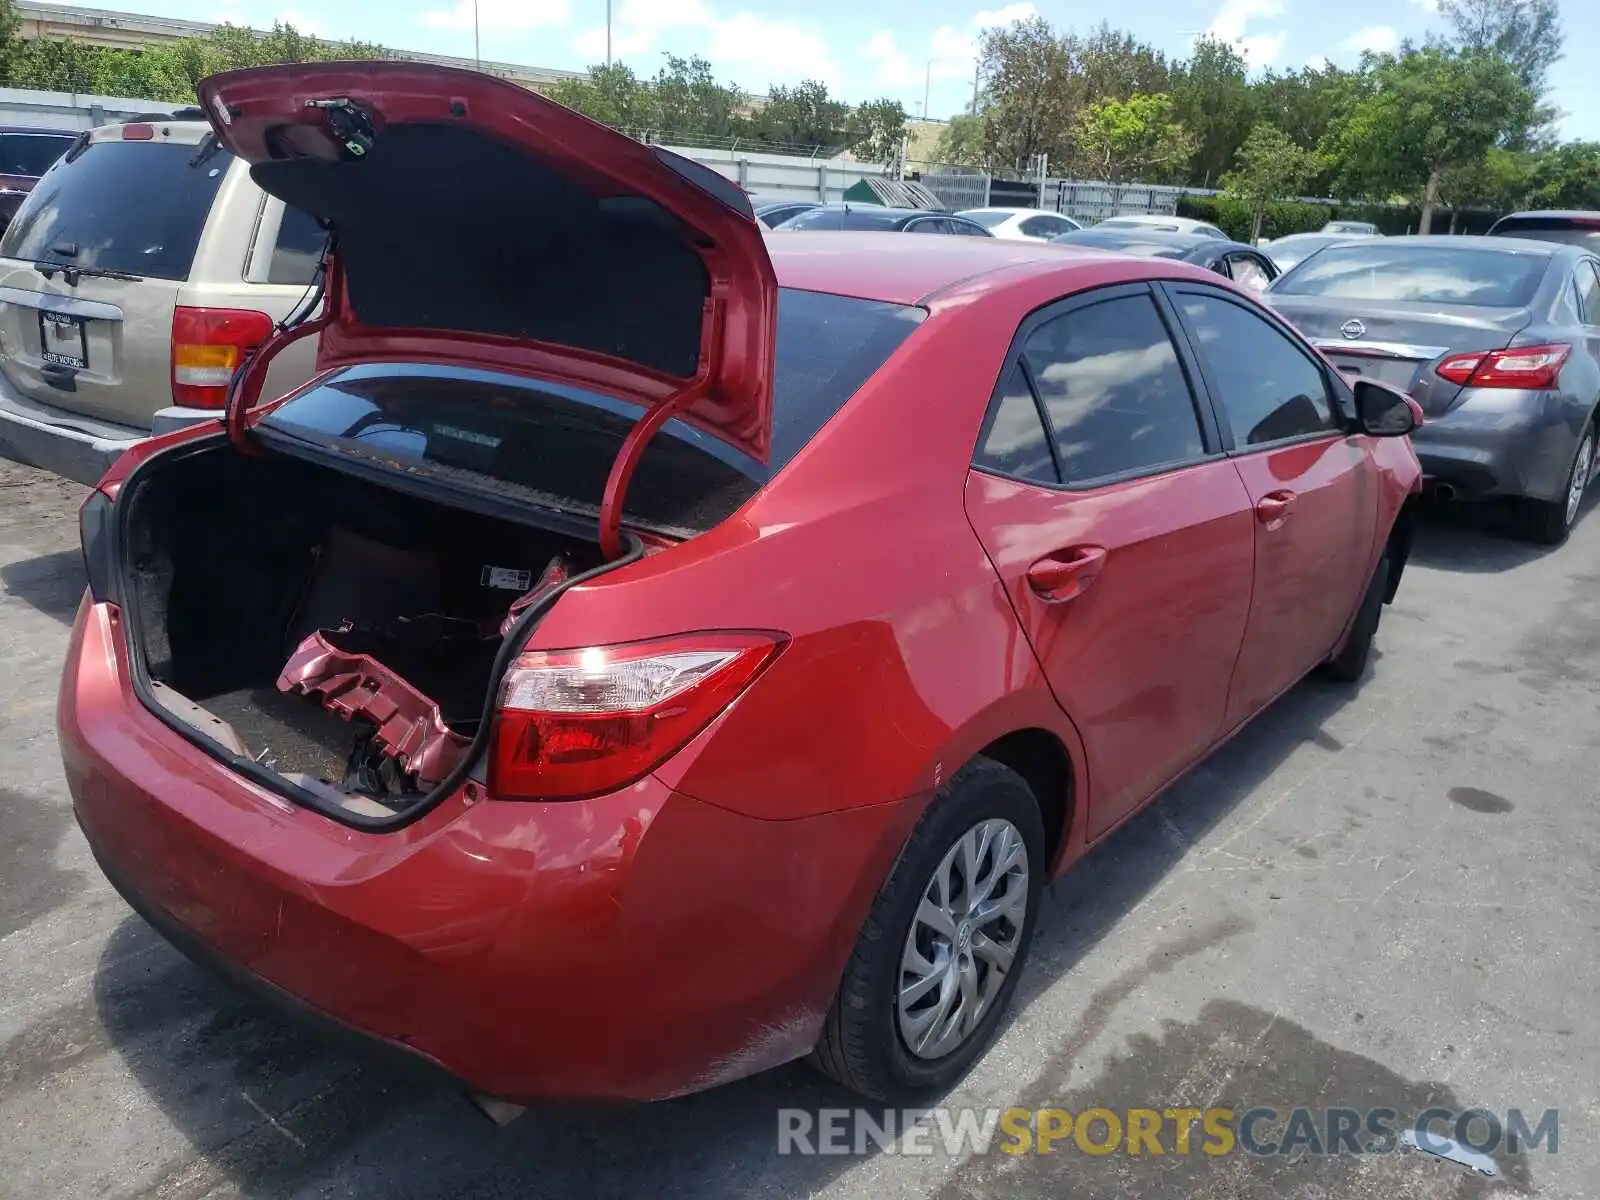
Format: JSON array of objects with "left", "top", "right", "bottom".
[
  {"left": 573, "top": 23, "right": 653, "bottom": 59},
  {"left": 928, "top": 3, "right": 1038, "bottom": 82},
  {"left": 1200, "top": 0, "right": 1287, "bottom": 68},
  {"left": 1410, "top": 0, "right": 1442, "bottom": 10},
  {"left": 420, "top": 0, "right": 569, "bottom": 33},
  {"left": 705, "top": 13, "right": 842, "bottom": 90},
  {"left": 863, "top": 29, "right": 914, "bottom": 89},
  {"left": 1343, "top": 24, "right": 1399, "bottom": 54},
  {"left": 278, "top": 10, "right": 319, "bottom": 34}
]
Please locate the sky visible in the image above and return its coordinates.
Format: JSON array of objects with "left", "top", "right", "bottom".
[{"left": 51, "top": 0, "right": 1600, "bottom": 140}]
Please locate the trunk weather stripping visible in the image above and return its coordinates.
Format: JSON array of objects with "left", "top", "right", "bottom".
[{"left": 225, "top": 249, "right": 336, "bottom": 453}]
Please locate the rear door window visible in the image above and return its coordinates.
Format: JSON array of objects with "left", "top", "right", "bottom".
[
  {"left": 1020, "top": 215, "right": 1075, "bottom": 239},
  {"left": 1574, "top": 262, "right": 1600, "bottom": 324},
  {"left": 269, "top": 204, "right": 330, "bottom": 285},
  {"left": 1227, "top": 254, "right": 1274, "bottom": 295},
  {"left": 974, "top": 364, "right": 1057, "bottom": 483},
  {"left": 1020, "top": 292, "right": 1207, "bottom": 484},
  {"left": 0, "top": 140, "right": 232, "bottom": 280}
]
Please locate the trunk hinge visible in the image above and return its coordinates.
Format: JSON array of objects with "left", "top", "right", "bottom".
[
  {"left": 224, "top": 255, "right": 340, "bottom": 454},
  {"left": 597, "top": 384, "right": 707, "bottom": 561}
]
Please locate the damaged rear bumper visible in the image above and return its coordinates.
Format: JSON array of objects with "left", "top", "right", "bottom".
[{"left": 60, "top": 596, "right": 916, "bottom": 1101}]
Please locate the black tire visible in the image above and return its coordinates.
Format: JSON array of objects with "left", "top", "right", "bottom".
[
  {"left": 1320, "top": 556, "right": 1389, "bottom": 683},
  {"left": 810, "top": 757, "right": 1046, "bottom": 1101},
  {"left": 1515, "top": 420, "right": 1595, "bottom": 547}
]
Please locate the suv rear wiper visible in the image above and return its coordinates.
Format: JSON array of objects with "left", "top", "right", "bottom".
[{"left": 19, "top": 258, "right": 144, "bottom": 286}]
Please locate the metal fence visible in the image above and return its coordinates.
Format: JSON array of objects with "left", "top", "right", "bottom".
[
  {"left": 909, "top": 166, "right": 1222, "bottom": 220},
  {"left": 917, "top": 169, "right": 992, "bottom": 212}
]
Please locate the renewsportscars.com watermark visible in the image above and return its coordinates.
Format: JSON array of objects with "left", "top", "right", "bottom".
[{"left": 777, "top": 1106, "right": 1559, "bottom": 1161}]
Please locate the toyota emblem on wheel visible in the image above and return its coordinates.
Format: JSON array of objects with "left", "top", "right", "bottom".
[{"left": 1341, "top": 319, "right": 1366, "bottom": 339}]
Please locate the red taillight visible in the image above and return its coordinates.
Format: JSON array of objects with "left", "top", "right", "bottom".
[
  {"left": 488, "top": 632, "right": 784, "bottom": 801},
  {"left": 1435, "top": 343, "right": 1571, "bottom": 390},
  {"left": 171, "top": 306, "right": 275, "bottom": 408}
]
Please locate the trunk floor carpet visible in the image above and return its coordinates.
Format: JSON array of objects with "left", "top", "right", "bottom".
[{"left": 198, "top": 685, "right": 364, "bottom": 785}]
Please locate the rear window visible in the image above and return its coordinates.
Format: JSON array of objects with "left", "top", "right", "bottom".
[
  {"left": 1272, "top": 243, "right": 1549, "bottom": 306},
  {"left": 783, "top": 207, "right": 903, "bottom": 231},
  {"left": 1490, "top": 217, "right": 1600, "bottom": 249},
  {"left": 0, "top": 139, "right": 232, "bottom": 280},
  {"left": 961, "top": 211, "right": 1012, "bottom": 229},
  {"left": 259, "top": 288, "right": 924, "bottom": 535},
  {"left": 0, "top": 132, "right": 74, "bottom": 177}
]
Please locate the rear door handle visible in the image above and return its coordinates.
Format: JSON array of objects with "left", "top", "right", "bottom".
[
  {"left": 1255, "top": 490, "right": 1297, "bottom": 527},
  {"left": 1026, "top": 545, "right": 1107, "bottom": 603}
]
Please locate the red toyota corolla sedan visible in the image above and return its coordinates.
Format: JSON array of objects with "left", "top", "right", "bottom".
[{"left": 59, "top": 62, "right": 1422, "bottom": 1108}]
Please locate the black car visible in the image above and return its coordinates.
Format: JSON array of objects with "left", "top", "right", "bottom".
[
  {"left": 1488, "top": 210, "right": 1600, "bottom": 249},
  {"left": 774, "top": 204, "right": 994, "bottom": 236},
  {"left": 751, "top": 196, "right": 821, "bottom": 229},
  {"left": 0, "top": 126, "right": 78, "bottom": 232},
  {"left": 1049, "top": 227, "right": 1278, "bottom": 294}
]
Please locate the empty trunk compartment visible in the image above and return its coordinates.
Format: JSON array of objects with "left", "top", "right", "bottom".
[{"left": 117, "top": 441, "right": 605, "bottom": 816}]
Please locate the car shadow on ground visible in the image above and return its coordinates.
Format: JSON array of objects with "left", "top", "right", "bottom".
[
  {"left": 86, "top": 660, "right": 1394, "bottom": 1198},
  {"left": 1405, "top": 492, "right": 1600, "bottom": 574},
  {"left": 0, "top": 549, "right": 86, "bottom": 624}
]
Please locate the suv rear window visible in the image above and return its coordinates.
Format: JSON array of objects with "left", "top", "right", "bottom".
[
  {"left": 1273, "top": 243, "right": 1549, "bottom": 306},
  {"left": 259, "top": 288, "right": 924, "bottom": 535},
  {"left": 1489, "top": 216, "right": 1600, "bottom": 249},
  {"left": 0, "top": 139, "right": 232, "bottom": 281},
  {"left": 0, "top": 132, "right": 74, "bottom": 177}
]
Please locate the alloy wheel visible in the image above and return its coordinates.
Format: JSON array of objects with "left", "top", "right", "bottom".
[
  {"left": 896, "top": 818, "right": 1030, "bottom": 1060},
  {"left": 1566, "top": 432, "right": 1594, "bottom": 528}
]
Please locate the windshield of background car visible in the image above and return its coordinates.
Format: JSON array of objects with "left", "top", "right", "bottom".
[
  {"left": 1272, "top": 243, "right": 1550, "bottom": 306},
  {"left": 260, "top": 288, "right": 926, "bottom": 534},
  {"left": 1489, "top": 217, "right": 1600, "bottom": 250},
  {"left": 0, "top": 132, "right": 74, "bottom": 177},
  {"left": 961, "top": 211, "right": 1013, "bottom": 229},
  {"left": 0, "top": 140, "right": 232, "bottom": 280}
]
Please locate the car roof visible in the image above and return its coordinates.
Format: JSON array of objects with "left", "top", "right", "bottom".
[
  {"left": 959, "top": 207, "right": 1055, "bottom": 216},
  {"left": 1496, "top": 210, "right": 1600, "bottom": 222},
  {"left": 766, "top": 231, "right": 1206, "bottom": 305},
  {"left": 0, "top": 126, "right": 76, "bottom": 136}
]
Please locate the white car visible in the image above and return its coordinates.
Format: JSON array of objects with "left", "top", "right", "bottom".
[
  {"left": 1093, "top": 214, "right": 1229, "bottom": 239},
  {"left": 956, "top": 207, "right": 1082, "bottom": 242}
]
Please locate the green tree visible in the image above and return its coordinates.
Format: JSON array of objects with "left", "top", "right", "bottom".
[
  {"left": 977, "top": 16, "right": 1077, "bottom": 172},
  {"left": 547, "top": 62, "right": 650, "bottom": 130},
  {"left": 1437, "top": 147, "right": 1534, "bottom": 228},
  {"left": 1438, "top": 0, "right": 1562, "bottom": 96},
  {"left": 1220, "top": 123, "right": 1323, "bottom": 242},
  {"left": 752, "top": 80, "right": 848, "bottom": 149},
  {"left": 1071, "top": 92, "right": 1193, "bottom": 184},
  {"left": 0, "top": 0, "right": 22, "bottom": 83},
  {"left": 1324, "top": 46, "right": 1535, "bottom": 233},
  {"left": 845, "top": 97, "right": 908, "bottom": 165},
  {"left": 1526, "top": 141, "right": 1600, "bottom": 210},
  {"left": 1076, "top": 23, "right": 1171, "bottom": 103},
  {"left": 932, "top": 113, "right": 987, "bottom": 167},
  {"left": 647, "top": 54, "right": 742, "bottom": 139},
  {"left": 1172, "top": 37, "right": 1255, "bottom": 187}
]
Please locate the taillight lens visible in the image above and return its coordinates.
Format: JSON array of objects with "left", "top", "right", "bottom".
[
  {"left": 171, "top": 306, "right": 275, "bottom": 408},
  {"left": 1435, "top": 343, "right": 1571, "bottom": 390},
  {"left": 489, "top": 632, "right": 784, "bottom": 801}
]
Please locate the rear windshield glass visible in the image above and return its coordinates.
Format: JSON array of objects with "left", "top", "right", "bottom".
[
  {"left": 1272, "top": 243, "right": 1549, "bottom": 306},
  {"left": 783, "top": 207, "right": 905, "bottom": 231},
  {"left": 1490, "top": 218, "right": 1600, "bottom": 249},
  {"left": 961, "top": 211, "right": 1012, "bottom": 229},
  {"left": 0, "top": 132, "right": 74, "bottom": 177},
  {"left": 260, "top": 288, "right": 925, "bottom": 536},
  {"left": 0, "top": 140, "right": 232, "bottom": 280}
]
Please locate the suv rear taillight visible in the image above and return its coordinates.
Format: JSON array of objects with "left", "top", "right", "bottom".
[
  {"left": 171, "top": 306, "right": 275, "bottom": 408},
  {"left": 488, "top": 632, "right": 784, "bottom": 801},
  {"left": 1435, "top": 343, "right": 1571, "bottom": 390}
]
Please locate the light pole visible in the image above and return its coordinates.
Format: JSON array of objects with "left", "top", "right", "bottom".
[
  {"left": 473, "top": 0, "right": 481, "bottom": 69},
  {"left": 923, "top": 59, "right": 932, "bottom": 120},
  {"left": 607, "top": 0, "right": 613, "bottom": 66}
]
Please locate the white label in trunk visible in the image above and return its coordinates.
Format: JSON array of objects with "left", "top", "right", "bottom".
[{"left": 482, "top": 565, "right": 533, "bottom": 591}]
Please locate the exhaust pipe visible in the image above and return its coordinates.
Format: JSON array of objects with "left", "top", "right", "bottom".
[
  {"left": 470, "top": 1094, "right": 527, "bottom": 1126},
  {"left": 1428, "top": 482, "right": 1457, "bottom": 502}
]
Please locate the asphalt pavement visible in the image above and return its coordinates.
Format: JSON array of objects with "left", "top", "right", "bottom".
[{"left": 1, "top": 456, "right": 1597, "bottom": 1199}]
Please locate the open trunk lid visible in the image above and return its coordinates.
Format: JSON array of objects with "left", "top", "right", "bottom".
[
  {"left": 196, "top": 61, "right": 779, "bottom": 464},
  {"left": 1269, "top": 296, "right": 1532, "bottom": 416}
]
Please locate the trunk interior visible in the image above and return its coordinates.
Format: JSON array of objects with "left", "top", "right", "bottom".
[{"left": 119, "top": 442, "right": 603, "bottom": 816}]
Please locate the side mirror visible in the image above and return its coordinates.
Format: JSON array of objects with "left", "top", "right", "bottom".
[{"left": 1353, "top": 378, "right": 1421, "bottom": 436}]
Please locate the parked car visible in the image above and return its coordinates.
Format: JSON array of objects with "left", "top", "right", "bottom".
[
  {"left": 1269, "top": 235, "right": 1600, "bottom": 543},
  {"left": 1049, "top": 228, "right": 1279, "bottom": 294},
  {"left": 0, "top": 118, "right": 323, "bottom": 486},
  {"left": 750, "top": 195, "right": 820, "bottom": 229},
  {"left": 1321, "top": 220, "right": 1380, "bottom": 235},
  {"left": 63, "top": 61, "right": 1421, "bottom": 1112},
  {"left": 957, "top": 207, "right": 1081, "bottom": 241},
  {"left": 1092, "top": 214, "right": 1229, "bottom": 239},
  {"left": 1487, "top": 210, "right": 1600, "bottom": 249},
  {"left": 0, "top": 126, "right": 77, "bottom": 232},
  {"left": 1260, "top": 232, "right": 1365, "bottom": 274},
  {"left": 775, "top": 203, "right": 993, "bottom": 236}
]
